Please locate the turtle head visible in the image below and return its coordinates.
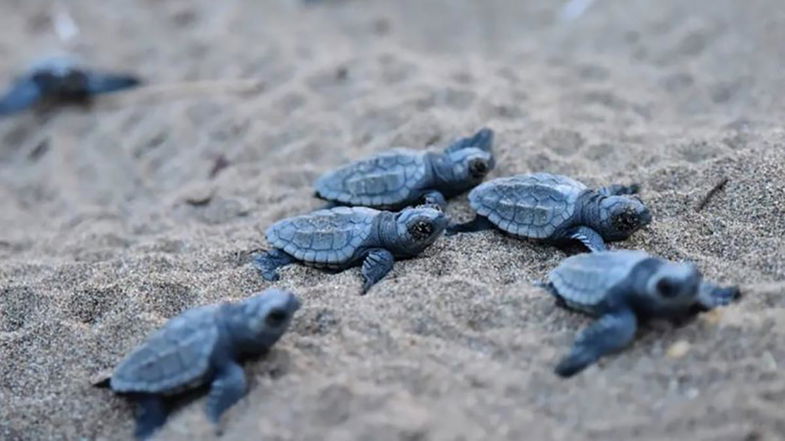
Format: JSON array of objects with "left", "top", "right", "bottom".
[
  {"left": 30, "top": 58, "right": 88, "bottom": 97},
  {"left": 32, "top": 68, "right": 88, "bottom": 97},
  {"left": 390, "top": 205, "right": 448, "bottom": 254},
  {"left": 230, "top": 289, "right": 300, "bottom": 352},
  {"left": 441, "top": 147, "right": 495, "bottom": 188},
  {"left": 645, "top": 261, "right": 702, "bottom": 306},
  {"left": 596, "top": 196, "right": 652, "bottom": 241}
]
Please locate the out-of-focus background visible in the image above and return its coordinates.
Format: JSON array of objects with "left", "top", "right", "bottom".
[{"left": 1, "top": 1, "right": 784, "bottom": 440}]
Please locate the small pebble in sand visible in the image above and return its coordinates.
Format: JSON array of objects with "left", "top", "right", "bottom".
[
  {"left": 666, "top": 340, "right": 691, "bottom": 359},
  {"left": 698, "top": 308, "right": 725, "bottom": 325}
]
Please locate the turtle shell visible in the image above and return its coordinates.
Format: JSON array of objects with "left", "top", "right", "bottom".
[
  {"left": 315, "top": 149, "right": 430, "bottom": 209},
  {"left": 468, "top": 173, "right": 587, "bottom": 239},
  {"left": 266, "top": 206, "right": 377, "bottom": 265},
  {"left": 548, "top": 250, "right": 650, "bottom": 313},
  {"left": 110, "top": 305, "right": 220, "bottom": 394}
]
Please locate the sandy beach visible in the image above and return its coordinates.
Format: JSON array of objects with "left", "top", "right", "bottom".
[{"left": 1, "top": 1, "right": 784, "bottom": 440}]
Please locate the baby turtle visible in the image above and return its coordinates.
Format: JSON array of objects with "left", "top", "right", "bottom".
[
  {"left": 254, "top": 205, "right": 447, "bottom": 293},
  {"left": 0, "top": 56, "right": 141, "bottom": 116},
  {"left": 96, "top": 289, "right": 300, "bottom": 440},
  {"left": 315, "top": 127, "right": 494, "bottom": 210},
  {"left": 447, "top": 173, "right": 651, "bottom": 252},
  {"left": 541, "top": 250, "right": 740, "bottom": 377}
]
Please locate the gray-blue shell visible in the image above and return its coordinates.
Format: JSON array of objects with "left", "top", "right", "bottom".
[
  {"left": 548, "top": 250, "right": 650, "bottom": 313},
  {"left": 469, "top": 173, "right": 586, "bottom": 239},
  {"left": 266, "top": 206, "right": 377, "bottom": 265},
  {"left": 109, "top": 305, "right": 220, "bottom": 394},
  {"left": 315, "top": 149, "right": 430, "bottom": 208}
]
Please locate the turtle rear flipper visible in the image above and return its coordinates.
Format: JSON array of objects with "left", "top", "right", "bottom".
[
  {"left": 555, "top": 308, "right": 637, "bottom": 378},
  {"left": 253, "top": 248, "right": 295, "bottom": 281}
]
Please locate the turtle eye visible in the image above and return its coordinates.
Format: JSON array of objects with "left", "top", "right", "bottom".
[
  {"left": 612, "top": 208, "right": 639, "bottom": 232},
  {"left": 408, "top": 220, "right": 433, "bottom": 240},
  {"left": 656, "top": 278, "right": 680, "bottom": 298},
  {"left": 468, "top": 158, "right": 489, "bottom": 179},
  {"left": 265, "top": 308, "right": 289, "bottom": 327}
]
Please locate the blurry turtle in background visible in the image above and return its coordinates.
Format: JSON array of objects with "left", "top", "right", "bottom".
[
  {"left": 0, "top": 56, "right": 141, "bottom": 116},
  {"left": 255, "top": 205, "right": 448, "bottom": 293}
]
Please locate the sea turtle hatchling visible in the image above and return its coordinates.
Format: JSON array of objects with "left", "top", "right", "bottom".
[
  {"left": 315, "top": 127, "right": 494, "bottom": 210},
  {"left": 540, "top": 250, "right": 740, "bottom": 377},
  {"left": 447, "top": 173, "right": 651, "bottom": 252},
  {"left": 254, "top": 205, "right": 447, "bottom": 293},
  {"left": 95, "top": 289, "right": 300, "bottom": 440},
  {"left": 0, "top": 56, "right": 141, "bottom": 116}
]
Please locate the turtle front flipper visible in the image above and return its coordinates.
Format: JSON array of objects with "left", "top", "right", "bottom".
[
  {"left": 566, "top": 226, "right": 607, "bottom": 252},
  {"left": 0, "top": 77, "right": 41, "bottom": 116},
  {"left": 361, "top": 248, "right": 394, "bottom": 294},
  {"left": 421, "top": 190, "right": 447, "bottom": 209},
  {"left": 85, "top": 71, "right": 142, "bottom": 95},
  {"left": 253, "top": 249, "right": 296, "bottom": 281},
  {"left": 555, "top": 308, "right": 637, "bottom": 378},
  {"left": 206, "top": 361, "right": 248, "bottom": 425},
  {"left": 598, "top": 183, "right": 641, "bottom": 196},
  {"left": 696, "top": 281, "right": 741, "bottom": 310},
  {"left": 133, "top": 394, "right": 169, "bottom": 440},
  {"left": 445, "top": 215, "right": 495, "bottom": 236}
]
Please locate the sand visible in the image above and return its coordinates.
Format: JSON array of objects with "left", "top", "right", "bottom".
[{"left": 1, "top": 0, "right": 784, "bottom": 440}]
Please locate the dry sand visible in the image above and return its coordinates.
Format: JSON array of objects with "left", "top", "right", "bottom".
[{"left": 1, "top": 1, "right": 784, "bottom": 440}]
